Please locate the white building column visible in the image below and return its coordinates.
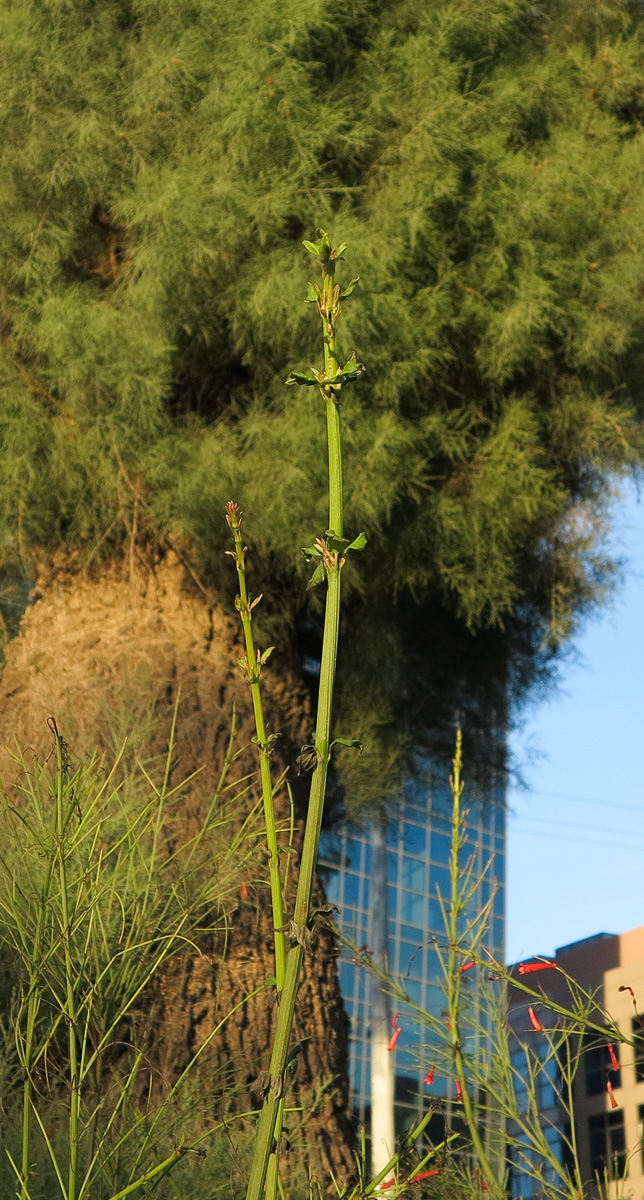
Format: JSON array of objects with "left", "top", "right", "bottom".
[{"left": 370, "top": 821, "right": 396, "bottom": 1180}]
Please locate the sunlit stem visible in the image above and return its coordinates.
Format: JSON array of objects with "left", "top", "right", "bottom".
[{"left": 245, "top": 242, "right": 345, "bottom": 1200}]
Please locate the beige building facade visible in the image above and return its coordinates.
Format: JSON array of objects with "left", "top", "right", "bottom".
[{"left": 509, "top": 925, "right": 644, "bottom": 1200}]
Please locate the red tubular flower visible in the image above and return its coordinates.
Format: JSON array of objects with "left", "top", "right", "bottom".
[
  {"left": 607, "top": 1080, "right": 618, "bottom": 1109},
  {"left": 608, "top": 1045, "right": 619, "bottom": 1073},
  {"left": 528, "top": 1006, "right": 543, "bottom": 1032},
  {"left": 240, "top": 882, "right": 249, "bottom": 900},
  {"left": 410, "top": 1171, "right": 439, "bottom": 1183},
  {"left": 392, "top": 1013, "right": 400, "bottom": 1028},
  {"left": 459, "top": 961, "right": 476, "bottom": 974},
  {"left": 455, "top": 1080, "right": 462, "bottom": 1101},
  {"left": 618, "top": 985, "right": 635, "bottom": 997},
  {"left": 388, "top": 1027, "right": 402, "bottom": 1052},
  {"left": 518, "top": 961, "right": 555, "bottom": 975},
  {"left": 424, "top": 1066, "right": 435, "bottom": 1086}
]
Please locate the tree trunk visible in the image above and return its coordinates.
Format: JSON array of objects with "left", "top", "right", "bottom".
[{"left": 0, "top": 550, "right": 355, "bottom": 1187}]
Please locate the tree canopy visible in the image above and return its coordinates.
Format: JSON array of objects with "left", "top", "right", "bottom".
[{"left": 2, "top": 0, "right": 644, "bottom": 790}]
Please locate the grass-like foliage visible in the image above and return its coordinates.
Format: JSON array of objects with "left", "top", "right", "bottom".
[{"left": 0, "top": 712, "right": 264, "bottom": 1200}]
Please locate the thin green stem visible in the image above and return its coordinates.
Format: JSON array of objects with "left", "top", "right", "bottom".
[
  {"left": 105, "top": 1149, "right": 185, "bottom": 1200},
  {"left": 446, "top": 732, "right": 498, "bottom": 1196},
  {"left": 19, "top": 975, "right": 40, "bottom": 1200},
  {"left": 226, "top": 509, "right": 288, "bottom": 1200},
  {"left": 226, "top": 515, "right": 286, "bottom": 993},
  {"left": 16, "top": 784, "right": 58, "bottom": 1200},
  {"left": 245, "top": 234, "right": 353, "bottom": 1200},
  {"left": 52, "top": 726, "right": 81, "bottom": 1200}
]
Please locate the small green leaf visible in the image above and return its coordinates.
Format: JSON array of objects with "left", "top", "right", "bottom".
[
  {"left": 336, "top": 242, "right": 348, "bottom": 258},
  {"left": 340, "top": 276, "right": 359, "bottom": 300},
  {"left": 307, "top": 562, "right": 326, "bottom": 590},
  {"left": 341, "top": 352, "right": 365, "bottom": 379},
  {"left": 305, "top": 282, "right": 318, "bottom": 303},
  {"left": 260, "top": 646, "right": 275, "bottom": 665},
  {"left": 301, "top": 544, "right": 322, "bottom": 558},
  {"left": 330, "top": 737, "right": 364, "bottom": 753},
  {"left": 346, "top": 532, "right": 367, "bottom": 552},
  {"left": 285, "top": 371, "right": 318, "bottom": 386},
  {"left": 265, "top": 974, "right": 277, "bottom": 987},
  {"left": 302, "top": 240, "right": 319, "bottom": 255},
  {"left": 326, "top": 533, "right": 351, "bottom": 554}
]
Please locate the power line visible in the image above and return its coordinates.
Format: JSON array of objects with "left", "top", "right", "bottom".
[
  {"left": 509, "top": 825, "right": 643, "bottom": 854},
  {"left": 510, "top": 787, "right": 644, "bottom": 814},
  {"left": 508, "top": 812, "right": 644, "bottom": 840}
]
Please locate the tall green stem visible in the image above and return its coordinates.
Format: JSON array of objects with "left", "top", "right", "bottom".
[
  {"left": 446, "top": 732, "right": 498, "bottom": 1196},
  {"left": 52, "top": 725, "right": 81, "bottom": 1200},
  {"left": 19, "top": 907, "right": 52, "bottom": 1199},
  {"left": 226, "top": 508, "right": 288, "bottom": 1200},
  {"left": 226, "top": 511, "right": 287, "bottom": 993},
  {"left": 245, "top": 232, "right": 360, "bottom": 1200}
]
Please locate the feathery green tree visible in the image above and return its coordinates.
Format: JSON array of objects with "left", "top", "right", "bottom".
[{"left": 1, "top": 0, "right": 644, "bottom": 781}]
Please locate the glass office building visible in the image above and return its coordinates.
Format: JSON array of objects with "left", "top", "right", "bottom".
[{"left": 319, "top": 761, "right": 506, "bottom": 1132}]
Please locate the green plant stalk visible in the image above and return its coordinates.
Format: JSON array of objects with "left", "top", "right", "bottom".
[
  {"left": 226, "top": 513, "right": 286, "bottom": 991},
  {"left": 53, "top": 727, "right": 81, "bottom": 1200},
  {"left": 17, "top": 806, "right": 58, "bottom": 1200},
  {"left": 19, "top": 924, "right": 50, "bottom": 1199},
  {"left": 245, "top": 243, "right": 346, "bottom": 1200},
  {"left": 446, "top": 731, "right": 498, "bottom": 1197},
  {"left": 226, "top": 510, "right": 288, "bottom": 1200}
]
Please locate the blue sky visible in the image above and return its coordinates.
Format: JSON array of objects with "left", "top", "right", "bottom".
[{"left": 506, "top": 482, "right": 644, "bottom": 964}]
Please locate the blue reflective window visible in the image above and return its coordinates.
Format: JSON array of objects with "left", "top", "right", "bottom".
[
  {"left": 362, "top": 878, "right": 370, "bottom": 908},
  {"left": 319, "top": 831, "right": 342, "bottom": 864},
  {"left": 459, "top": 842, "right": 477, "bottom": 870},
  {"left": 405, "top": 979, "right": 422, "bottom": 1005},
  {"left": 430, "top": 831, "right": 451, "bottom": 864},
  {"left": 396, "top": 1028, "right": 418, "bottom": 1051},
  {"left": 364, "top": 842, "right": 372, "bottom": 873},
  {"left": 431, "top": 865, "right": 451, "bottom": 899},
  {"left": 405, "top": 950, "right": 424, "bottom": 981},
  {"left": 402, "top": 856, "right": 425, "bottom": 891},
  {"left": 339, "top": 962, "right": 355, "bottom": 996},
  {"left": 424, "top": 944, "right": 441, "bottom": 978},
  {"left": 385, "top": 821, "right": 402, "bottom": 849},
  {"left": 423, "top": 983, "right": 445, "bottom": 1015},
  {"left": 400, "top": 924, "right": 423, "bottom": 943},
  {"left": 403, "top": 822, "right": 426, "bottom": 855},
  {"left": 401, "top": 890, "right": 425, "bottom": 926},
  {"left": 429, "top": 897, "right": 445, "bottom": 930},
  {"left": 344, "top": 837, "right": 362, "bottom": 869},
  {"left": 387, "top": 851, "right": 398, "bottom": 883},
  {"left": 388, "top": 937, "right": 397, "bottom": 965},
  {"left": 324, "top": 869, "right": 340, "bottom": 905},
  {"left": 431, "top": 786, "right": 453, "bottom": 817},
  {"left": 387, "top": 885, "right": 398, "bottom": 917},
  {"left": 343, "top": 872, "right": 360, "bottom": 907}
]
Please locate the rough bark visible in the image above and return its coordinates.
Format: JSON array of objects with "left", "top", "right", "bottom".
[{"left": 0, "top": 549, "right": 355, "bottom": 1187}]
